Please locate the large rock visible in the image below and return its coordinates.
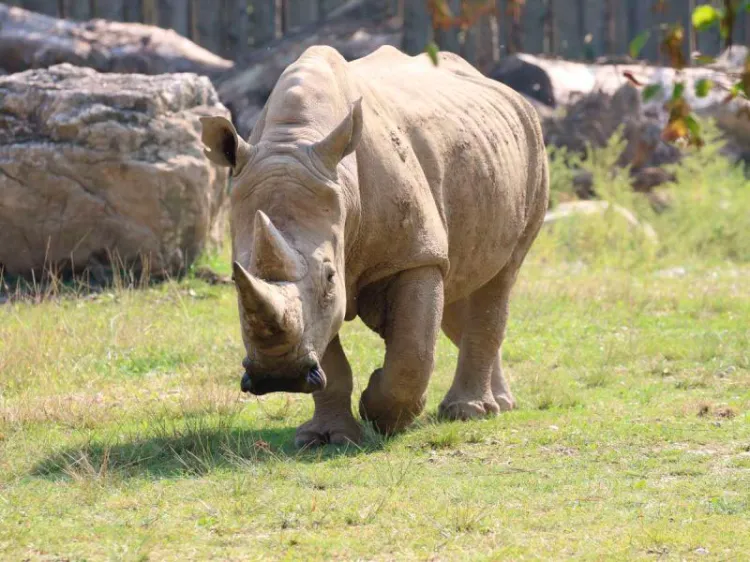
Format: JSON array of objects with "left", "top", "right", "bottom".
[
  {"left": 543, "top": 82, "right": 682, "bottom": 170},
  {"left": 489, "top": 55, "right": 557, "bottom": 108},
  {"left": 0, "top": 3, "right": 233, "bottom": 76},
  {"left": 0, "top": 64, "right": 230, "bottom": 279},
  {"left": 501, "top": 54, "right": 750, "bottom": 163}
]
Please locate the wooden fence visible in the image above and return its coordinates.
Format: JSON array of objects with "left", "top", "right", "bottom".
[
  {"left": 2, "top": 0, "right": 361, "bottom": 59},
  {"left": 4, "top": 0, "right": 749, "bottom": 63},
  {"left": 500, "top": 0, "right": 750, "bottom": 62}
]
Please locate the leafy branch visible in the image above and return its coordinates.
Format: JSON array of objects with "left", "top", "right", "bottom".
[
  {"left": 627, "top": 0, "right": 750, "bottom": 147},
  {"left": 425, "top": 0, "right": 521, "bottom": 64}
]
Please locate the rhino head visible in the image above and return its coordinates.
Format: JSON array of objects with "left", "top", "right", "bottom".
[{"left": 199, "top": 99, "right": 363, "bottom": 396}]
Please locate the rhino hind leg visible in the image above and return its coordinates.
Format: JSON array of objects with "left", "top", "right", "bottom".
[
  {"left": 295, "top": 336, "right": 362, "bottom": 448},
  {"left": 438, "top": 269, "right": 519, "bottom": 421}
]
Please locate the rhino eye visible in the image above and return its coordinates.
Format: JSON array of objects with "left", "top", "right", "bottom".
[{"left": 323, "top": 263, "right": 336, "bottom": 296}]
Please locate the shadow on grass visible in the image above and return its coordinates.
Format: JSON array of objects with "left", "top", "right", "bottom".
[{"left": 30, "top": 419, "right": 386, "bottom": 481}]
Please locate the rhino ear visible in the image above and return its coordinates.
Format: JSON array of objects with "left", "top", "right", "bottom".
[
  {"left": 200, "top": 116, "right": 254, "bottom": 173},
  {"left": 312, "top": 98, "right": 363, "bottom": 172}
]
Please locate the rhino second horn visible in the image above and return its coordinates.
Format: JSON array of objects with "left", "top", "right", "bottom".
[
  {"left": 232, "top": 261, "right": 286, "bottom": 327},
  {"left": 251, "top": 211, "right": 306, "bottom": 281}
]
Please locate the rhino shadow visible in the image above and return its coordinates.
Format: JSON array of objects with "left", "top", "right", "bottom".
[{"left": 30, "top": 424, "right": 385, "bottom": 481}]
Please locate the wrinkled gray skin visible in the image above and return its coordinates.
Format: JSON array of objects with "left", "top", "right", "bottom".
[{"left": 201, "top": 45, "right": 549, "bottom": 447}]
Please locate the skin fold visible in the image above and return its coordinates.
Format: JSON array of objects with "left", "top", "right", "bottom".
[{"left": 200, "top": 45, "right": 550, "bottom": 447}]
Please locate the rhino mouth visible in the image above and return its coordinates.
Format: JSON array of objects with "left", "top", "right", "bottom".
[{"left": 240, "top": 364, "right": 326, "bottom": 395}]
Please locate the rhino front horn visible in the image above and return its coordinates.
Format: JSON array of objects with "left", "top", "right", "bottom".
[
  {"left": 232, "top": 261, "right": 286, "bottom": 327},
  {"left": 251, "top": 210, "right": 306, "bottom": 282}
]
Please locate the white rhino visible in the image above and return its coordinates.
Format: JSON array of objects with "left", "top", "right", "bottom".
[{"left": 201, "top": 45, "right": 549, "bottom": 447}]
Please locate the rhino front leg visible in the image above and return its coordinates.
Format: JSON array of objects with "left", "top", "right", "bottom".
[
  {"left": 359, "top": 266, "right": 444, "bottom": 435},
  {"left": 295, "top": 335, "right": 362, "bottom": 448}
]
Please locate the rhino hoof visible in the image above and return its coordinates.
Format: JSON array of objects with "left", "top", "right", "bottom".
[
  {"left": 494, "top": 393, "right": 516, "bottom": 412},
  {"left": 438, "top": 398, "right": 500, "bottom": 421},
  {"left": 359, "top": 370, "right": 425, "bottom": 435},
  {"left": 294, "top": 417, "right": 362, "bottom": 449}
]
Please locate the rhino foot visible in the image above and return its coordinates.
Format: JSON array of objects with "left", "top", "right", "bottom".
[
  {"left": 438, "top": 396, "right": 501, "bottom": 421},
  {"left": 359, "top": 369, "right": 426, "bottom": 435},
  {"left": 494, "top": 393, "right": 516, "bottom": 412},
  {"left": 294, "top": 415, "right": 362, "bottom": 449}
]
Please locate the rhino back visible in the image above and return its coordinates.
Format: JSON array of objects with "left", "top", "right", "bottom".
[{"left": 349, "top": 47, "right": 547, "bottom": 302}]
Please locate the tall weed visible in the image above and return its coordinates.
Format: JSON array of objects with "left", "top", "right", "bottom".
[{"left": 541, "top": 122, "right": 749, "bottom": 268}]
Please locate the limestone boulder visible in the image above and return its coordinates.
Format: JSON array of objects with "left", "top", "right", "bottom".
[
  {"left": 0, "top": 3, "right": 232, "bottom": 76},
  {"left": 0, "top": 64, "right": 230, "bottom": 279},
  {"left": 492, "top": 52, "right": 750, "bottom": 168}
]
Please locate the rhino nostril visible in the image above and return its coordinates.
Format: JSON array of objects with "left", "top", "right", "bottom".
[
  {"left": 241, "top": 371, "right": 253, "bottom": 393},
  {"left": 305, "top": 365, "right": 325, "bottom": 391}
]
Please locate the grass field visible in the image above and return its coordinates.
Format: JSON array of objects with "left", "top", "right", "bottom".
[{"left": 1, "top": 141, "right": 749, "bottom": 560}]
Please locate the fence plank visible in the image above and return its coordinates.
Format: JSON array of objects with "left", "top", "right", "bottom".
[
  {"left": 613, "top": 0, "right": 630, "bottom": 56},
  {"left": 192, "top": 0, "right": 222, "bottom": 54},
  {"left": 248, "top": 0, "right": 276, "bottom": 46},
  {"left": 93, "top": 0, "right": 126, "bottom": 21},
  {"left": 463, "top": 13, "right": 496, "bottom": 72},
  {"left": 522, "top": 0, "right": 545, "bottom": 54},
  {"left": 434, "top": 0, "right": 460, "bottom": 53},
  {"left": 495, "top": 0, "right": 519, "bottom": 56},
  {"left": 402, "top": 0, "right": 430, "bottom": 56},
  {"left": 580, "top": 0, "right": 604, "bottom": 57},
  {"left": 21, "top": 0, "right": 59, "bottom": 16},
  {"left": 157, "top": 0, "right": 190, "bottom": 36},
  {"left": 61, "top": 0, "right": 91, "bottom": 19},
  {"left": 123, "top": 0, "right": 142, "bottom": 22},
  {"left": 555, "top": 0, "right": 585, "bottom": 59},
  {"left": 221, "top": 0, "right": 249, "bottom": 57},
  {"left": 542, "top": 0, "right": 554, "bottom": 54},
  {"left": 319, "top": 0, "right": 347, "bottom": 17},
  {"left": 13, "top": 0, "right": 734, "bottom": 65},
  {"left": 141, "top": 0, "right": 158, "bottom": 24},
  {"left": 283, "top": 0, "right": 318, "bottom": 33},
  {"left": 365, "top": 0, "right": 398, "bottom": 18},
  {"left": 666, "top": 0, "right": 692, "bottom": 62}
]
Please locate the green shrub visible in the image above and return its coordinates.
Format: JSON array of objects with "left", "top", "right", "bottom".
[{"left": 541, "top": 122, "right": 750, "bottom": 268}]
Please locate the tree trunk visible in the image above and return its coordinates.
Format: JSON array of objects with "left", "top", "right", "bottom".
[{"left": 402, "top": 0, "right": 430, "bottom": 55}]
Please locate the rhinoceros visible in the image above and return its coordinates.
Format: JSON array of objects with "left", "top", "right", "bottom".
[{"left": 200, "top": 45, "right": 549, "bottom": 447}]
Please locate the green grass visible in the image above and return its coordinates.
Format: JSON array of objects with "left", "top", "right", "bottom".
[{"left": 1, "top": 138, "right": 750, "bottom": 560}]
